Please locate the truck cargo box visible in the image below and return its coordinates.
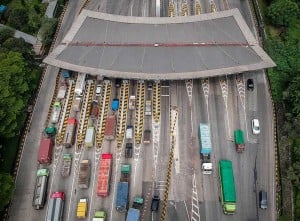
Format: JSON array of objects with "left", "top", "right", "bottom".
[
  {"left": 51, "top": 102, "right": 61, "bottom": 123},
  {"left": 63, "top": 118, "right": 77, "bottom": 147},
  {"left": 104, "top": 115, "right": 116, "bottom": 140},
  {"left": 143, "top": 130, "right": 151, "bottom": 144},
  {"left": 38, "top": 138, "right": 53, "bottom": 164},
  {"left": 116, "top": 182, "right": 129, "bottom": 212},
  {"left": 78, "top": 160, "right": 90, "bottom": 189},
  {"left": 85, "top": 127, "right": 95, "bottom": 148},
  {"left": 61, "top": 154, "right": 72, "bottom": 177},
  {"left": 129, "top": 96, "right": 136, "bottom": 110},
  {"left": 73, "top": 97, "right": 82, "bottom": 112},
  {"left": 57, "top": 86, "right": 67, "bottom": 100},
  {"left": 97, "top": 154, "right": 113, "bottom": 197},
  {"left": 46, "top": 192, "right": 65, "bottom": 221},
  {"left": 145, "top": 100, "right": 152, "bottom": 116},
  {"left": 126, "top": 208, "right": 140, "bottom": 221}
]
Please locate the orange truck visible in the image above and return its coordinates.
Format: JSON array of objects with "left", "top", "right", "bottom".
[{"left": 97, "top": 153, "right": 113, "bottom": 197}]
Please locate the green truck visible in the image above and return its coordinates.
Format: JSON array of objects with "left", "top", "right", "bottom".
[
  {"left": 234, "top": 129, "right": 245, "bottom": 153},
  {"left": 219, "top": 160, "right": 236, "bottom": 214}
]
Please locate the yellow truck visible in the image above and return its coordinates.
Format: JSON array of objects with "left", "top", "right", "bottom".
[{"left": 77, "top": 198, "right": 88, "bottom": 218}]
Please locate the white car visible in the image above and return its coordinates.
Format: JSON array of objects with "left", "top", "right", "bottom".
[
  {"left": 96, "top": 85, "right": 102, "bottom": 96},
  {"left": 252, "top": 119, "right": 260, "bottom": 135}
]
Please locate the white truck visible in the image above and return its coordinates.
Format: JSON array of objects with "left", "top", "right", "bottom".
[
  {"left": 75, "top": 73, "right": 86, "bottom": 96},
  {"left": 126, "top": 126, "right": 133, "bottom": 140},
  {"left": 129, "top": 96, "right": 136, "bottom": 110},
  {"left": 51, "top": 102, "right": 61, "bottom": 124},
  {"left": 145, "top": 100, "right": 152, "bottom": 116}
]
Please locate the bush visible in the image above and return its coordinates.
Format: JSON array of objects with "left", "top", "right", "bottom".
[
  {"left": 39, "top": 17, "right": 57, "bottom": 46},
  {"left": 0, "top": 26, "right": 14, "bottom": 44},
  {"left": 7, "top": 7, "right": 29, "bottom": 30}
]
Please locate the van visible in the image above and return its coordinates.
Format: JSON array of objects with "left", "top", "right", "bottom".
[
  {"left": 259, "top": 190, "right": 267, "bottom": 209},
  {"left": 96, "top": 85, "right": 102, "bottom": 96},
  {"left": 151, "top": 195, "right": 160, "bottom": 212}
]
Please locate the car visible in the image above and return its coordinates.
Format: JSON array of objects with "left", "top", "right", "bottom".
[
  {"left": 96, "top": 85, "right": 102, "bottom": 96},
  {"left": 259, "top": 190, "right": 267, "bottom": 209},
  {"left": 247, "top": 79, "right": 254, "bottom": 91},
  {"left": 125, "top": 143, "right": 133, "bottom": 158},
  {"left": 115, "top": 78, "right": 122, "bottom": 88},
  {"left": 252, "top": 119, "right": 260, "bottom": 135},
  {"left": 151, "top": 195, "right": 160, "bottom": 211},
  {"left": 148, "top": 81, "right": 153, "bottom": 90}
]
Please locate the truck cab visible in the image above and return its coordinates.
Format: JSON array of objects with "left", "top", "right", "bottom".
[
  {"left": 77, "top": 198, "right": 88, "bottom": 218},
  {"left": 112, "top": 99, "right": 119, "bottom": 111}
]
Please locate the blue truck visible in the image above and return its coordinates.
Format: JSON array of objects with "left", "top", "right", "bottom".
[
  {"left": 112, "top": 99, "right": 119, "bottom": 111},
  {"left": 116, "top": 182, "right": 129, "bottom": 212},
  {"left": 126, "top": 208, "right": 140, "bottom": 221}
]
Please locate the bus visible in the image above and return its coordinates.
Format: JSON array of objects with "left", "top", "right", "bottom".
[
  {"left": 219, "top": 160, "right": 236, "bottom": 214},
  {"left": 32, "top": 169, "right": 49, "bottom": 210},
  {"left": 46, "top": 192, "right": 65, "bottom": 221}
]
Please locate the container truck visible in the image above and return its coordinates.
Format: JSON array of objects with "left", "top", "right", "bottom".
[
  {"left": 143, "top": 130, "right": 151, "bottom": 144},
  {"left": 51, "top": 102, "right": 61, "bottom": 123},
  {"left": 32, "top": 169, "right": 49, "bottom": 210},
  {"left": 234, "top": 129, "right": 245, "bottom": 153},
  {"left": 93, "top": 211, "right": 106, "bottom": 221},
  {"left": 111, "top": 99, "right": 119, "bottom": 111},
  {"left": 97, "top": 154, "right": 113, "bottom": 197},
  {"left": 63, "top": 118, "right": 77, "bottom": 147},
  {"left": 104, "top": 115, "right": 116, "bottom": 140},
  {"left": 85, "top": 127, "right": 95, "bottom": 148},
  {"left": 120, "top": 164, "right": 131, "bottom": 182},
  {"left": 77, "top": 198, "right": 88, "bottom": 219},
  {"left": 116, "top": 182, "right": 129, "bottom": 212},
  {"left": 73, "top": 97, "right": 82, "bottom": 112},
  {"left": 38, "top": 138, "right": 53, "bottom": 164},
  {"left": 46, "top": 192, "right": 65, "bottom": 221},
  {"left": 126, "top": 126, "right": 133, "bottom": 140},
  {"left": 129, "top": 95, "right": 136, "bottom": 110},
  {"left": 126, "top": 208, "right": 140, "bottom": 221},
  {"left": 219, "top": 160, "right": 236, "bottom": 214},
  {"left": 145, "top": 100, "right": 152, "bottom": 116},
  {"left": 198, "top": 124, "right": 213, "bottom": 174},
  {"left": 61, "top": 154, "right": 72, "bottom": 177},
  {"left": 75, "top": 73, "right": 86, "bottom": 96},
  {"left": 78, "top": 160, "right": 90, "bottom": 189}
]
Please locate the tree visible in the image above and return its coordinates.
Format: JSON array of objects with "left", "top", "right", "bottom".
[
  {"left": 0, "top": 27, "right": 14, "bottom": 44},
  {"left": 0, "top": 173, "right": 14, "bottom": 212},
  {"left": 39, "top": 17, "right": 57, "bottom": 46},
  {"left": 0, "top": 51, "right": 29, "bottom": 138},
  {"left": 285, "top": 76, "right": 300, "bottom": 116},
  {"left": 267, "top": 0, "right": 299, "bottom": 27},
  {"left": 7, "top": 8, "right": 29, "bottom": 30}
]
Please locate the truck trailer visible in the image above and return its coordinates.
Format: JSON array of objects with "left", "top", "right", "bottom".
[
  {"left": 198, "top": 124, "right": 213, "bottom": 174},
  {"left": 61, "top": 154, "right": 72, "bottom": 177},
  {"left": 85, "top": 127, "right": 95, "bottom": 148},
  {"left": 50, "top": 102, "right": 61, "bottom": 124},
  {"left": 126, "top": 208, "right": 140, "bottom": 221},
  {"left": 104, "top": 115, "right": 116, "bottom": 140},
  {"left": 97, "top": 154, "right": 113, "bottom": 197},
  {"left": 73, "top": 97, "right": 82, "bottom": 112},
  {"left": 32, "top": 169, "right": 49, "bottom": 210},
  {"left": 38, "top": 138, "right": 53, "bottom": 164},
  {"left": 46, "top": 192, "right": 65, "bottom": 221},
  {"left": 75, "top": 73, "right": 86, "bottom": 96},
  {"left": 116, "top": 182, "right": 129, "bottom": 212},
  {"left": 78, "top": 160, "right": 91, "bottom": 189},
  {"left": 63, "top": 118, "right": 77, "bottom": 147}
]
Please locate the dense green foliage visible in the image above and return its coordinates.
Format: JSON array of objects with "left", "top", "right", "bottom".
[
  {"left": 264, "top": 0, "right": 300, "bottom": 219},
  {"left": 0, "top": 27, "right": 41, "bottom": 212},
  {"left": 40, "top": 17, "right": 58, "bottom": 46}
]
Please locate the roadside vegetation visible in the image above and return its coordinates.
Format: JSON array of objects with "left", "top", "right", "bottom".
[
  {"left": 0, "top": 26, "right": 42, "bottom": 213},
  {"left": 261, "top": 0, "right": 300, "bottom": 219}
]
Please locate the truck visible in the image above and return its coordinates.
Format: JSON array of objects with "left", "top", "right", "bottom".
[
  {"left": 78, "top": 160, "right": 90, "bottom": 189},
  {"left": 38, "top": 138, "right": 53, "bottom": 164},
  {"left": 77, "top": 198, "right": 88, "bottom": 219},
  {"left": 145, "top": 100, "right": 152, "bottom": 116},
  {"left": 61, "top": 154, "right": 72, "bottom": 177},
  {"left": 126, "top": 208, "right": 140, "bottom": 221},
  {"left": 62, "top": 70, "right": 71, "bottom": 79},
  {"left": 51, "top": 102, "right": 61, "bottom": 123},
  {"left": 75, "top": 73, "right": 86, "bottom": 96},
  {"left": 45, "top": 125, "right": 56, "bottom": 137},
  {"left": 125, "top": 143, "right": 133, "bottom": 158},
  {"left": 111, "top": 99, "right": 119, "bottom": 111},
  {"left": 116, "top": 182, "right": 129, "bottom": 212},
  {"left": 132, "top": 197, "right": 144, "bottom": 209},
  {"left": 73, "top": 97, "right": 82, "bottom": 112},
  {"left": 126, "top": 126, "right": 133, "bottom": 140},
  {"left": 85, "top": 127, "right": 95, "bottom": 148},
  {"left": 90, "top": 100, "right": 99, "bottom": 119},
  {"left": 93, "top": 211, "right": 106, "bottom": 221},
  {"left": 198, "top": 124, "right": 213, "bottom": 174},
  {"left": 57, "top": 85, "right": 67, "bottom": 100},
  {"left": 234, "top": 129, "right": 245, "bottom": 153},
  {"left": 32, "top": 169, "right": 49, "bottom": 210},
  {"left": 63, "top": 118, "right": 77, "bottom": 147},
  {"left": 120, "top": 164, "right": 131, "bottom": 182},
  {"left": 46, "top": 192, "right": 65, "bottom": 221},
  {"left": 219, "top": 160, "right": 236, "bottom": 214},
  {"left": 104, "top": 115, "right": 116, "bottom": 140},
  {"left": 129, "top": 95, "right": 136, "bottom": 110},
  {"left": 97, "top": 153, "right": 113, "bottom": 197},
  {"left": 143, "top": 130, "right": 151, "bottom": 144}
]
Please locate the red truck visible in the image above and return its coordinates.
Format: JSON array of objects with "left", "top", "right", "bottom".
[
  {"left": 97, "top": 153, "right": 113, "bottom": 197},
  {"left": 63, "top": 118, "right": 77, "bottom": 148},
  {"left": 104, "top": 115, "right": 116, "bottom": 140},
  {"left": 38, "top": 138, "right": 53, "bottom": 164}
]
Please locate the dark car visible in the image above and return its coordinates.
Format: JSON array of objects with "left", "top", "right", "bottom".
[
  {"left": 247, "top": 79, "right": 254, "bottom": 91},
  {"left": 148, "top": 81, "right": 153, "bottom": 90},
  {"left": 125, "top": 143, "right": 133, "bottom": 158},
  {"left": 151, "top": 195, "right": 160, "bottom": 211},
  {"left": 259, "top": 190, "right": 267, "bottom": 209},
  {"left": 115, "top": 78, "right": 122, "bottom": 88}
]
